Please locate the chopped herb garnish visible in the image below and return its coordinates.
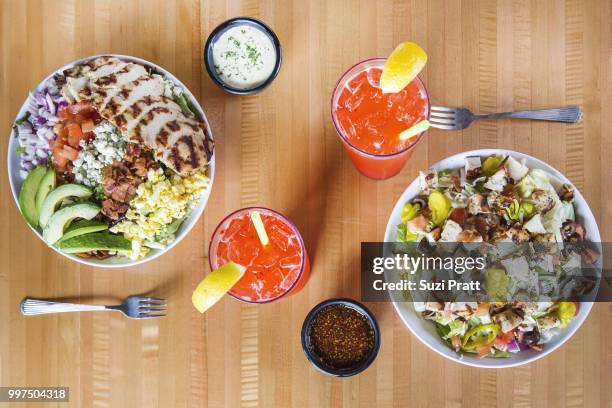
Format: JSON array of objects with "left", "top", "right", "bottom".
[
  {"left": 15, "top": 146, "right": 26, "bottom": 154},
  {"left": 245, "top": 44, "right": 261, "bottom": 65}
]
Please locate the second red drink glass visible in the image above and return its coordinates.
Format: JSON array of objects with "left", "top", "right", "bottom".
[{"left": 331, "top": 58, "right": 431, "bottom": 180}]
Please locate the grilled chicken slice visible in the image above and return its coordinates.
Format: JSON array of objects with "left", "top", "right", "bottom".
[
  {"left": 59, "top": 56, "right": 212, "bottom": 175},
  {"left": 97, "top": 76, "right": 166, "bottom": 118},
  {"left": 114, "top": 96, "right": 184, "bottom": 133},
  {"left": 90, "top": 62, "right": 148, "bottom": 90},
  {"left": 62, "top": 56, "right": 127, "bottom": 102},
  {"left": 130, "top": 107, "right": 208, "bottom": 175}
]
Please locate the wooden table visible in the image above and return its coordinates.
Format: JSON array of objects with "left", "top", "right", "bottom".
[{"left": 1, "top": 0, "right": 611, "bottom": 407}]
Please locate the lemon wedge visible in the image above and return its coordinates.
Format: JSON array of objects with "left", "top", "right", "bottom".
[
  {"left": 380, "top": 42, "right": 427, "bottom": 94},
  {"left": 250, "top": 211, "right": 269, "bottom": 246},
  {"left": 192, "top": 262, "right": 246, "bottom": 313},
  {"left": 399, "top": 119, "right": 430, "bottom": 141}
]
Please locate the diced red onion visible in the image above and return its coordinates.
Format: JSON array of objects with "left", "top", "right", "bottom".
[{"left": 17, "top": 79, "right": 65, "bottom": 176}]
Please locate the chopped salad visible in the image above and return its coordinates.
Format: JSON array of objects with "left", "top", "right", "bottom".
[{"left": 395, "top": 154, "right": 598, "bottom": 358}]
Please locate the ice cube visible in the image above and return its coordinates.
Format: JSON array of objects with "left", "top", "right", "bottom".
[
  {"left": 216, "top": 241, "right": 229, "bottom": 262},
  {"left": 366, "top": 68, "right": 381, "bottom": 88},
  {"left": 256, "top": 249, "right": 280, "bottom": 268},
  {"left": 279, "top": 255, "right": 302, "bottom": 269},
  {"left": 221, "top": 218, "right": 246, "bottom": 241},
  {"left": 345, "top": 92, "right": 364, "bottom": 112},
  {"left": 337, "top": 110, "right": 357, "bottom": 139},
  {"left": 346, "top": 71, "right": 368, "bottom": 93},
  {"left": 229, "top": 240, "right": 260, "bottom": 266},
  {"left": 269, "top": 225, "right": 292, "bottom": 251}
]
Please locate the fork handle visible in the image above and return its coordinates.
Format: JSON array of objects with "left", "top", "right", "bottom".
[
  {"left": 475, "top": 106, "right": 582, "bottom": 123},
  {"left": 20, "top": 298, "right": 110, "bottom": 316}
]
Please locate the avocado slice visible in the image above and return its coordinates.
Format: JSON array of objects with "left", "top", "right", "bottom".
[
  {"left": 59, "top": 219, "right": 109, "bottom": 243},
  {"left": 42, "top": 202, "right": 100, "bottom": 245},
  {"left": 18, "top": 166, "right": 48, "bottom": 228},
  {"left": 56, "top": 232, "right": 132, "bottom": 253},
  {"left": 35, "top": 168, "right": 56, "bottom": 215},
  {"left": 39, "top": 184, "right": 93, "bottom": 228}
]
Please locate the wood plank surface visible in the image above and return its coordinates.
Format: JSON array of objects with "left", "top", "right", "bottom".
[{"left": 1, "top": 0, "right": 611, "bottom": 407}]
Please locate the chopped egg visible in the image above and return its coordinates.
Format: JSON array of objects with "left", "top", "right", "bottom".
[{"left": 110, "top": 167, "right": 209, "bottom": 259}]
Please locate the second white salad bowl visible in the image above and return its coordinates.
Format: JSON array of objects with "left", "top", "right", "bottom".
[{"left": 384, "top": 149, "right": 601, "bottom": 368}]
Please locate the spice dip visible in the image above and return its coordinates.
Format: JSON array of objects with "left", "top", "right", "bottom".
[{"left": 309, "top": 304, "right": 375, "bottom": 369}]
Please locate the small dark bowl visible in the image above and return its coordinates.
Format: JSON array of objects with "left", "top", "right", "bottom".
[
  {"left": 301, "top": 298, "right": 381, "bottom": 377},
  {"left": 204, "top": 16, "right": 282, "bottom": 95}
]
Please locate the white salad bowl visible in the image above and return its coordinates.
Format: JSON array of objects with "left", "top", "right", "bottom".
[
  {"left": 384, "top": 149, "right": 601, "bottom": 368},
  {"left": 7, "top": 55, "right": 215, "bottom": 268}
]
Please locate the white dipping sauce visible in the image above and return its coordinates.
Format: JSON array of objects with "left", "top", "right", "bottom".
[{"left": 212, "top": 25, "right": 277, "bottom": 90}]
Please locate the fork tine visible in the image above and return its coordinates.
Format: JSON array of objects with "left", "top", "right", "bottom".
[
  {"left": 430, "top": 106, "right": 456, "bottom": 113},
  {"left": 139, "top": 297, "right": 165, "bottom": 303},
  {"left": 140, "top": 302, "right": 167, "bottom": 308},
  {"left": 139, "top": 307, "right": 167, "bottom": 312},
  {"left": 429, "top": 117, "right": 456, "bottom": 125},
  {"left": 428, "top": 122, "right": 456, "bottom": 130},
  {"left": 138, "top": 312, "right": 167, "bottom": 318},
  {"left": 429, "top": 111, "right": 455, "bottom": 119}
]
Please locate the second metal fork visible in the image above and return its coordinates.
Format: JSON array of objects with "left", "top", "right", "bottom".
[
  {"left": 429, "top": 105, "right": 582, "bottom": 130},
  {"left": 20, "top": 296, "right": 167, "bottom": 319}
]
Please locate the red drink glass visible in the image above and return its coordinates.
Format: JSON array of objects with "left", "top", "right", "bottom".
[
  {"left": 331, "top": 58, "right": 431, "bottom": 180},
  {"left": 209, "top": 207, "right": 310, "bottom": 303}
]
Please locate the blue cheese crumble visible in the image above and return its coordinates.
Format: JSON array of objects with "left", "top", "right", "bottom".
[{"left": 72, "top": 121, "right": 126, "bottom": 188}]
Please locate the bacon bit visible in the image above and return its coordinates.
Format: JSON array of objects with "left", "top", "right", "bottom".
[
  {"left": 561, "top": 221, "right": 586, "bottom": 242},
  {"left": 451, "top": 175, "right": 461, "bottom": 192},
  {"left": 100, "top": 145, "right": 156, "bottom": 220},
  {"left": 101, "top": 199, "right": 129, "bottom": 220},
  {"left": 75, "top": 250, "right": 112, "bottom": 259},
  {"left": 429, "top": 227, "right": 442, "bottom": 241},
  {"left": 529, "top": 344, "right": 543, "bottom": 352},
  {"left": 449, "top": 208, "right": 466, "bottom": 225}
]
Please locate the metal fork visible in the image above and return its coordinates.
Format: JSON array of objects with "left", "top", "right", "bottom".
[
  {"left": 20, "top": 296, "right": 167, "bottom": 319},
  {"left": 429, "top": 105, "right": 582, "bottom": 130}
]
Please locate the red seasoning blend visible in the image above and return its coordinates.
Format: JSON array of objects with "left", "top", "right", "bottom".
[{"left": 309, "top": 305, "right": 375, "bottom": 369}]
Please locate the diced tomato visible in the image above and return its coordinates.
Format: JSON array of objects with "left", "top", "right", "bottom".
[
  {"left": 58, "top": 106, "right": 71, "bottom": 120},
  {"left": 497, "top": 331, "right": 514, "bottom": 343},
  {"left": 476, "top": 345, "right": 492, "bottom": 358},
  {"left": 60, "top": 145, "right": 79, "bottom": 161},
  {"left": 52, "top": 102, "right": 101, "bottom": 170},
  {"left": 81, "top": 120, "right": 95, "bottom": 133},
  {"left": 66, "top": 123, "right": 84, "bottom": 148},
  {"left": 52, "top": 146, "right": 69, "bottom": 170},
  {"left": 59, "top": 124, "right": 69, "bottom": 140},
  {"left": 68, "top": 102, "right": 92, "bottom": 115},
  {"left": 449, "top": 208, "right": 466, "bottom": 224},
  {"left": 451, "top": 336, "right": 462, "bottom": 351},
  {"left": 407, "top": 215, "right": 428, "bottom": 233}
]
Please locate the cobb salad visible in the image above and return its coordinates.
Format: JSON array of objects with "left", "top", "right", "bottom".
[
  {"left": 13, "top": 56, "right": 214, "bottom": 261},
  {"left": 395, "top": 154, "right": 599, "bottom": 358}
]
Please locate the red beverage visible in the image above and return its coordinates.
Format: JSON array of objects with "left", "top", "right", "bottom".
[
  {"left": 209, "top": 207, "right": 310, "bottom": 303},
  {"left": 331, "top": 58, "right": 430, "bottom": 179}
]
